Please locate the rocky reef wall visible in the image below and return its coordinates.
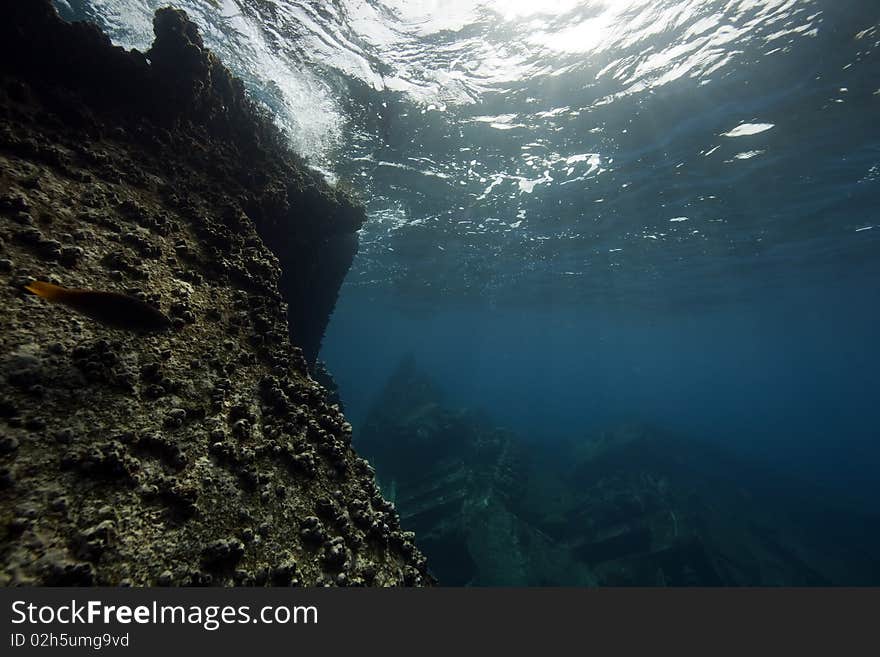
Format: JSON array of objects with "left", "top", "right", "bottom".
[
  {"left": 1, "top": 0, "right": 361, "bottom": 364},
  {"left": 0, "top": 0, "right": 429, "bottom": 586}
]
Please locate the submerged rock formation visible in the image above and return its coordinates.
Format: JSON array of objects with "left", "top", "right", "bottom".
[
  {"left": 0, "top": 0, "right": 429, "bottom": 586},
  {"left": 358, "top": 357, "right": 880, "bottom": 586},
  {"left": 1, "top": 0, "right": 360, "bottom": 365}
]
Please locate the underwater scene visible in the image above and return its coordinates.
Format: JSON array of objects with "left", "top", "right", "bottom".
[{"left": 7, "top": 0, "right": 877, "bottom": 585}]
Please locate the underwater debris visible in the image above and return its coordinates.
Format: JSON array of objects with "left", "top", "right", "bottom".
[
  {"left": 24, "top": 280, "right": 172, "bottom": 332},
  {"left": 359, "top": 357, "right": 880, "bottom": 586}
]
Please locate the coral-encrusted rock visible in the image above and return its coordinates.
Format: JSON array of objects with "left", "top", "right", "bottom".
[
  {"left": 0, "top": 0, "right": 429, "bottom": 587},
  {"left": 0, "top": 0, "right": 363, "bottom": 364}
]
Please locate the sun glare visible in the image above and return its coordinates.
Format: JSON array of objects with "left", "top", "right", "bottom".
[{"left": 488, "top": 0, "right": 585, "bottom": 21}]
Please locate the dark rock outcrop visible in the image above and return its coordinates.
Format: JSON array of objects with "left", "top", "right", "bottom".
[
  {"left": 0, "top": 0, "right": 362, "bottom": 364},
  {"left": 0, "top": 0, "right": 429, "bottom": 586}
]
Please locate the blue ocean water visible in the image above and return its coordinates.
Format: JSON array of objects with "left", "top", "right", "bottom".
[
  {"left": 66, "top": 0, "right": 880, "bottom": 582},
  {"left": 324, "top": 280, "right": 879, "bottom": 498}
]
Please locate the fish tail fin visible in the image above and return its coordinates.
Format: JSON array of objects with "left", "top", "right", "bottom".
[{"left": 25, "top": 280, "right": 67, "bottom": 302}]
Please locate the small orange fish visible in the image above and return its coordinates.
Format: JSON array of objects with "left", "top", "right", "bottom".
[{"left": 25, "top": 280, "right": 171, "bottom": 332}]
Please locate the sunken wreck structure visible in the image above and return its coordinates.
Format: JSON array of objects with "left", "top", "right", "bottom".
[{"left": 357, "top": 357, "right": 880, "bottom": 586}]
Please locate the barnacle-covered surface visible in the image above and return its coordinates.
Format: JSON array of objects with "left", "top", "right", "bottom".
[{"left": 0, "top": 0, "right": 428, "bottom": 586}]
